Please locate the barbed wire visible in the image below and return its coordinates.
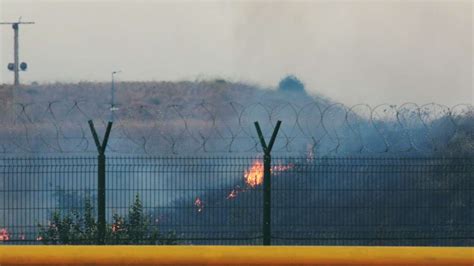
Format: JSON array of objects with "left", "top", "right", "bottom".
[{"left": 0, "top": 99, "right": 472, "bottom": 155}]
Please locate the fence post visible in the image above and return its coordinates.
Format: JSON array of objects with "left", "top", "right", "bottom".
[
  {"left": 88, "top": 120, "right": 113, "bottom": 245},
  {"left": 254, "top": 120, "right": 281, "bottom": 246}
]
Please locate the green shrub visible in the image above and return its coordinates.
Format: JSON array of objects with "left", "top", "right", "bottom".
[{"left": 37, "top": 194, "right": 178, "bottom": 245}]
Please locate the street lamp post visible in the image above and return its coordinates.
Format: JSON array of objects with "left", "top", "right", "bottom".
[
  {"left": 110, "top": 71, "right": 121, "bottom": 122},
  {"left": 110, "top": 71, "right": 121, "bottom": 111}
]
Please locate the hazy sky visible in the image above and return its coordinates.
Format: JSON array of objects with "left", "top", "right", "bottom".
[{"left": 0, "top": 0, "right": 472, "bottom": 105}]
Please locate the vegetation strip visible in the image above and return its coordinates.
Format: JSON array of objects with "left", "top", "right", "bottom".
[{"left": 0, "top": 246, "right": 472, "bottom": 265}]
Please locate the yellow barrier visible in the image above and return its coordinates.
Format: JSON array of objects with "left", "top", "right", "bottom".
[{"left": 0, "top": 246, "right": 473, "bottom": 265}]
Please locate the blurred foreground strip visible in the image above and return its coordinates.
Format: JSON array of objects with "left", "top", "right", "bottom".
[{"left": 0, "top": 246, "right": 472, "bottom": 265}]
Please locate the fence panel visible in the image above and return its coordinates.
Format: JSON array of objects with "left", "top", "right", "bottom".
[
  {"left": 0, "top": 157, "right": 97, "bottom": 244},
  {"left": 106, "top": 157, "right": 263, "bottom": 245},
  {"left": 271, "top": 157, "right": 473, "bottom": 246},
  {"left": 0, "top": 156, "right": 472, "bottom": 246}
]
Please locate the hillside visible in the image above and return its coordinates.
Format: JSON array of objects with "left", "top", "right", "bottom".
[
  {"left": 3, "top": 79, "right": 325, "bottom": 108},
  {"left": 0, "top": 80, "right": 471, "bottom": 155}
]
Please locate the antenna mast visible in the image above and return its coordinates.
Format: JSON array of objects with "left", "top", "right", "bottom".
[{"left": 0, "top": 18, "right": 35, "bottom": 86}]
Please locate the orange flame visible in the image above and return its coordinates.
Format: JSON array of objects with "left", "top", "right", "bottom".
[
  {"left": 226, "top": 186, "right": 243, "bottom": 200},
  {"left": 272, "top": 164, "right": 294, "bottom": 172},
  {"left": 244, "top": 160, "right": 294, "bottom": 188},
  {"left": 226, "top": 189, "right": 238, "bottom": 200},
  {"left": 0, "top": 228, "right": 10, "bottom": 241},
  {"left": 227, "top": 160, "right": 294, "bottom": 199},
  {"left": 194, "top": 197, "right": 204, "bottom": 212},
  {"left": 244, "top": 160, "right": 264, "bottom": 188}
]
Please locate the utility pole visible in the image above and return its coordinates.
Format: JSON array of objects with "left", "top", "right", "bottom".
[{"left": 1, "top": 18, "right": 35, "bottom": 86}]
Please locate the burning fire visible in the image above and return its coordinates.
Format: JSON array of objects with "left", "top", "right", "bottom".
[
  {"left": 226, "top": 186, "right": 243, "bottom": 200},
  {"left": 243, "top": 160, "right": 294, "bottom": 188},
  {"left": 194, "top": 160, "right": 294, "bottom": 211},
  {"left": 0, "top": 228, "right": 10, "bottom": 241},
  {"left": 226, "top": 189, "right": 238, "bottom": 200},
  {"left": 194, "top": 197, "right": 204, "bottom": 212},
  {"left": 112, "top": 223, "right": 119, "bottom": 233},
  {"left": 272, "top": 164, "right": 294, "bottom": 173},
  {"left": 227, "top": 160, "right": 294, "bottom": 199},
  {"left": 244, "top": 161, "right": 264, "bottom": 188}
]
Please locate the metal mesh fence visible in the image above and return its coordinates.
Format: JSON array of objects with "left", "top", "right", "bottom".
[
  {"left": 106, "top": 157, "right": 263, "bottom": 245},
  {"left": 0, "top": 156, "right": 472, "bottom": 246},
  {"left": 270, "top": 157, "right": 473, "bottom": 246},
  {"left": 0, "top": 157, "right": 97, "bottom": 244}
]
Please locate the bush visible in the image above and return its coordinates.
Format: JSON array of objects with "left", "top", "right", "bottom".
[
  {"left": 278, "top": 75, "right": 306, "bottom": 94},
  {"left": 37, "top": 194, "right": 178, "bottom": 245}
]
